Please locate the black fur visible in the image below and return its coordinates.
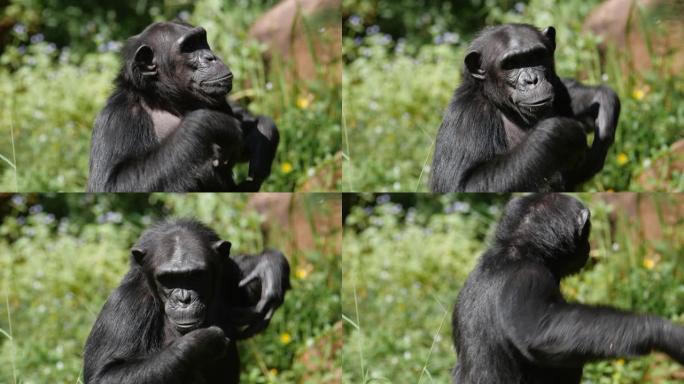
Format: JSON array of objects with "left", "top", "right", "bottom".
[
  {"left": 452, "top": 194, "right": 684, "bottom": 383},
  {"left": 431, "top": 24, "right": 620, "bottom": 192},
  {"left": 83, "top": 219, "right": 290, "bottom": 384},
  {"left": 87, "top": 22, "right": 278, "bottom": 192}
]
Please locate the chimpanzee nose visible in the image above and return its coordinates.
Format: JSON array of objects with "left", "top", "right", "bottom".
[
  {"left": 523, "top": 72, "right": 538, "bottom": 85},
  {"left": 178, "top": 290, "right": 191, "bottom": 304}
]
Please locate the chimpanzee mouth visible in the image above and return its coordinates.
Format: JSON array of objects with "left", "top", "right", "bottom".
[
  {"left": 201, "top": 75, "right": 233, "bottom": 95},
  {"left": 202, "top": 74, "right": 233, "bottom": 85},
  {"left": 518, "top": 97, "right": 553, "bottom": 107},
  {"left": 174, "top": 320, "right": 203, "bottom": 332}
]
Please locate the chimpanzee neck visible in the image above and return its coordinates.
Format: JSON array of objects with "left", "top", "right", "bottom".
[{"left": 500, "top": 112, "right": 528, "bottom": 148}]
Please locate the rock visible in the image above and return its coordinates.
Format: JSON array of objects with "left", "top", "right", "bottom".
[
  {"left": 249, "top": 0, "right": 342, "bottom": 83},
  {"left": 246, "top": 193, "right": 342, "bottom": 256},
  {"left": 596, "top": 193, "right": 684, "bottom": 245},
  {"left": 583, "top": 0, "right": 684, "bottom": 74}
]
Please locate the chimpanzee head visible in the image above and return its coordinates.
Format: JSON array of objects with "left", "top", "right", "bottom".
[
  {"left": 463, "top": 24, "right": 559, "bottom": 126},
  {"left": 119, "top": 21, "right": 233, "bottom": 110},
  {"left": 131, "top": 219, "right": 233, "bottom": 334},
  {"left": 495, "top": 194, "right": 591, "bottom": 278}
]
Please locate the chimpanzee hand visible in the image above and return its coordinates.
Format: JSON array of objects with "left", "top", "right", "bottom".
[
  {"left": 236, "top": 116, "right": 279, "bottom": 192},
  {"left": 174, "top": 326, "right": 230, "bottom": 365},
  {"left": 536, "top": 117, "right": 587, "bottom": 170},
  {"left": 592, "top": 86, "right": 620, "bottom": 145},
  {"left": 231, "top": 251, "right": 290, "bottom": 338}
]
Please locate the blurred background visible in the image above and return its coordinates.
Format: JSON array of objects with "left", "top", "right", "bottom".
[
  {"left": 342, "top": 193, "right": 684, "bottom": 383},
  {"left": 0, "top": 193, "right": 342, "bottom": 383},
  {"left": 0, "top": 0, "right": 342, "bottom": 192},
  {"left": 342, "top": 0, "right": 684, "bottom": 192}
]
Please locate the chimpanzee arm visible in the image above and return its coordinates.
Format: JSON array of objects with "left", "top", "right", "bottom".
[
  {"left": 229, "top": 250, "right": 290, "bottom": 338},
  {"left": 431, "top": 95, "right": 587, "bottom": 192},
  {"left": 87, "top": 327, "right": 230, "bottom": 384},
  {"left": 501, "top": 267, "right": 684, "bottom": 366},
  {"left": 88, "top": 100, "right": 243, "bottom": 192},
  {"left": 227, "top": 100, "right": 279, "bottom": 192},
  {"left": 560, "top": 79, "right": 620, "bottom": 186}
]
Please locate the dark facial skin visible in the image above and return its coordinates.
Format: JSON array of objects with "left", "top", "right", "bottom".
[
  {"left": 132, "top": 23, "right": 234, "bottom": 109},
  {"left": 175, "top": 27, "right": 233, "bottom": 98},
  {"left": 131, "top": 231, "right": 230, "bottom": 335},
  {"left": 155, "top": 265, "right": 212, "bottom": 333},
  {"left": 465, "top": 25, "right": 559, "bottom": 127}
]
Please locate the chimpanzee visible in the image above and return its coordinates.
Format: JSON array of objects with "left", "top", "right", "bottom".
[
  {"left": 452, "top": 194, "right": 684, "bottom": 383},
  {"left": 87, "top": 21, "right": 278, "bottom": 192},
  {"left": 431, "top": 24, "right": 620, "bottom": 192},
  {"left": 83, "top": 219, "right": 290, "bottom": 384}
]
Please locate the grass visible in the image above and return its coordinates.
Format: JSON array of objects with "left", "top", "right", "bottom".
[
  {"left": 0, "top": 193, "right": 341, "bottom": 383},
  {"left": 342, "top": 193, "right": 684, "bottom": 383},
  {"left": 0, "top": 1, "right": 341, "bottom": 192},
  {"left": 342, "top": 0, "right": 684, "bottom": 192}
]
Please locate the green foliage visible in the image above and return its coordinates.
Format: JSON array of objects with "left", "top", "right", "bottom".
[
  {"left": 0, "top": 0, "right": 341, "bottom": 192},
  {"left": 342, "top": 0, "right": 521, "bottom": 61},
  {"left": 0, "top": 193, "right": 341, "bottom": 383},
  {"left": 342, "top": 194, "right": 684, "bottom": 383},
  {"left": 342, "top": 0, "right": 684, "bottom": 191}
]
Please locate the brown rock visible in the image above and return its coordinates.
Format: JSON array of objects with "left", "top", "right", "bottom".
[
  {"left": 246, "top": 193, "right": 342, "bottom": 256},
  {"left": 249, "top": 0, "right": 342, "bottom": 83},
  {"left": 583, "top": 0, "right": 684, "bottom": 74},
  {"left": 594, "top": 193, "right": 684, "bottom": 246}
]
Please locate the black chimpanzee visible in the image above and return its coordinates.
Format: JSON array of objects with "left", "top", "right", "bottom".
[
  {"left": 431, "top": 24, "right": 620, "bottom": 192},
  {"left": 452, "top": 194, "right": 684, "bottom": 383},
  {"left": 87, "top": 22, "right": 278, "bottom": 192},
  {"left": 83, "top": 219, "right": 290, "bottom": 384}
]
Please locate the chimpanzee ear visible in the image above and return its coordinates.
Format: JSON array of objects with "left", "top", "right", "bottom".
[
  {"left": 131, "top": 247, "right": 146, "bottom": 265},
  {"left": 212, "top": 240, "right": 232, "bottom": 256},
  {"left": 543, "top": 26, "right": 556, "bottom": 51},
  {"left": 134, "top": 45, "right": 157, "bottom": 77},
  {"left": 464, "top": 51, "right": 485, "bottom": 80},
  {"left": 576, "top": 208, "right": 590, "bottom": 234}
]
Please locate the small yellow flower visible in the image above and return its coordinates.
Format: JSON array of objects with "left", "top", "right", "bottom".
[
  {"left": 632, "top": 88, "right": 646, "bottom": 100},
  {"left": 643, "top": 258, "right": 655, "bottom": 270},
  {"left": 280, "top": 162, "right": 293, "bottom": 174},
  {"left": 296, "top": 93, "right": 313, "bottom": 109},
  {"left": 615, "top": 359, "right": 625, "bottom": 366},
  {"left": 279, "top": 332, "right": 292, "bottom": 345},
  {"left": 295, "top": 267, "right": 309, "bottom": 280},
  {"left": 269, "top": 368, "right": 278, "bottom": 377},
  {"left": 616, "top": 153, "right": 628, "bottom": 166}
]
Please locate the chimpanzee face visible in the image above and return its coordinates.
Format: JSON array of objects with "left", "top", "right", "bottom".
[
  {"left": 174, "top": 26, "right": 233, "bottom": 97},
  {"left": 132, "top": 231, "right": 231, "bottom": 334},
  {"left": 126, "top": 22, "right": 233, "bottom": 106},
  {"left": 464, "top": 24, "right": 558, "bottom": 125},
  {"left": 154, "top": 259, "right": 212, "bottom": 333}
]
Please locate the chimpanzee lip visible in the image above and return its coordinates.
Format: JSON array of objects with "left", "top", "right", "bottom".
[
  {"left": 202, "top": 74, "right": 233, "bottom": 85},
  {"left": 175, "top": 321, "right": 202, "bottom": 331},
  {"left": 518, "top": 97, "right": 552, "bottom": 107}
]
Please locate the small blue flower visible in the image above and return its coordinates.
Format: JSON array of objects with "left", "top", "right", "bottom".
[
  {"left": 30, "top": 33, "right": 44, "bottom": 44},
  {"left": 13, "top": 23, "right": 26, "bottom": 35}
]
